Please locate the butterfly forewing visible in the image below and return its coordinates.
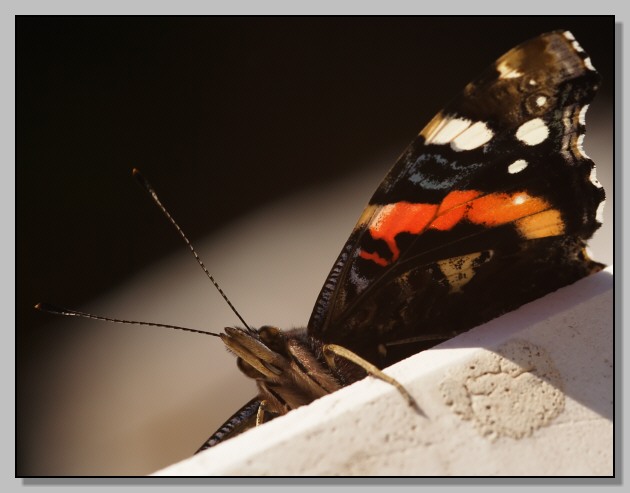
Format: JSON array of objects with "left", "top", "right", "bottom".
[{"left": 307, "top": 31, "right": 605, "bottom": 366}]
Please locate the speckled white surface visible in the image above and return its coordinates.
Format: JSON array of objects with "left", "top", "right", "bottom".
[{"left": 155, "top": 266, "right": 613, "bottom": 476}]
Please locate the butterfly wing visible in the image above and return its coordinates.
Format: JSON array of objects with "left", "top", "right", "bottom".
[
  {"left": 308, "top": 31, "right": 605, "bottom": 366},
  {"left": 196, "top": 398, "right": 261, "bottom": 452}
]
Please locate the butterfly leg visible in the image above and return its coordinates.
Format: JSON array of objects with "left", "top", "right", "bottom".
[
  {"left": 322, "top": 344, "right": 424, "bottom": 415},
  {"left": 256, "top": 400, "right": 268, "bottom": 426}
]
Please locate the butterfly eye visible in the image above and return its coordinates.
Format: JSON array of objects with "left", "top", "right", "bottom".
[{"left": 258, "top": 326, "right": 283, "bottom": 347}]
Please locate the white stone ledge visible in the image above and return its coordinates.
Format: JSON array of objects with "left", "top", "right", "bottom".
[{"left": 154, "top": 266, "right": 613, "bottom": 476}]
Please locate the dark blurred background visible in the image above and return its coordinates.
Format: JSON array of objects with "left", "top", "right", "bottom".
[{"left": 17, "top": 17, "right": 614, "bottom": 475}]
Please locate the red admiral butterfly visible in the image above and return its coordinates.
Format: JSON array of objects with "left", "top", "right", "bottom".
[
  {"left": 35, "top": 30, "right": 606, "bottom": 456},
  {"left": 196, "top": 30, "right": 605, "bottom": 451}
]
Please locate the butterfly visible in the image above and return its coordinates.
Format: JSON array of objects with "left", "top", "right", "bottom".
[{"left": 196, "top": 30, "right": 606, "bottom": 451}]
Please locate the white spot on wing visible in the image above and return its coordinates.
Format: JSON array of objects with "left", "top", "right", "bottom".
[
  {"left": 497, "top": 59, "right": 523, "bottom": 79},
  {"left": 576, "top": 134, "right": 590, "bottom": 158},
  {"left": 589, "top": 165, "right": 603, "bottom": 188},
  {"left": 596, "top": 200, "right": 606, "bottom": 223},
  {"left": 584, "top": 57, "right": 596, "bottom": 71},
  {"left": 578, "top": 104, "right": 589, "bottom": 125},
  {"left": 563, "top": 31, "right": 596, "bottom": 70},
  {"left": 516, "top": 118, "right": 549, "bottom": 146},
  {"left": 513, "top": 194, "right": 526, "bottom": 205},
  {"left": 450, "top": 121, "right": 494, "bottom": 151},
  {"left": 571, "top": 40, "right": 585, "bottom": 53},
  {"left": 508, "top": 159, "right": 528, "bottom": 174},
  {"left": 536, "top": 96, "right": 547, "bottom": 107},
  {"left": 424, "top": 116, "right": 472, "bottom": 145}
]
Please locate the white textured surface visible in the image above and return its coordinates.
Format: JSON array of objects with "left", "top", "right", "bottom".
[{"left": 155, "top": 266, "right": 613, "bottom": 476}]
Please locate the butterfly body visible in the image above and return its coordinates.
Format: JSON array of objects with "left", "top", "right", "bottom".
[{"left": 197, "top": 30, "right": 605, "bottom": 451}]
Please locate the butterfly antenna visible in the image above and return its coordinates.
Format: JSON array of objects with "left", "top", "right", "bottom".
[
  {"left": 34, "top": 302, "right": 221, "bottom": 337},
  {"left": 132, "top": 168, "right": 253, "bottom": 332}
]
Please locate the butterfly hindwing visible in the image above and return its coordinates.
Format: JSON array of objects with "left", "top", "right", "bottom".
[{"left": 308, "top": 31, "right": 605, "bottom": 366}]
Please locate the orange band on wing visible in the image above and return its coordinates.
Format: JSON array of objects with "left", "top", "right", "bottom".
[
  {"left": 367, "top": 202, "right": 439, "bottom": 262},
  {"left": 467, "top": 192, "right": 551, "bottom": 226},
  {"left": 358, "top": 250, "right": 390, "bottom": 267},
  {"left": 431, "top": 190, "right": 482, "bottom": 230},
  {"left": 359, "top": 190, "right": 558, "bottom": 266}
]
